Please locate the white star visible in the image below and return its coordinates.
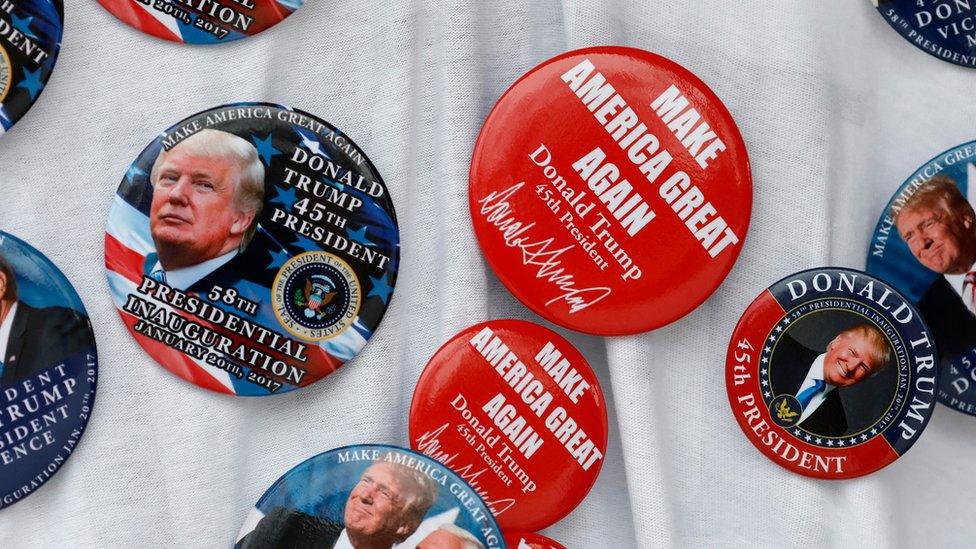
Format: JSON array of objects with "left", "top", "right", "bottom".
[
  {"left": 815, "top": 438, "right": 822, "bottom": 444},
  {"left": 783, "top": 317, "right": 791, "bottom": 324},
  {"left": 793, "top": 429, "right": 802, "bottom": 436},
  {"left": 837, "top": 439, "right": 845, "bottom": 446},
  {"left": 762, "top": 379, "right": 769, "bottom": 386},
  {"left": 775, "top": 325, "right": 783, "bottom": 333},
  {"left": 768, "top": 334, "right": 776, "bottom": 341},
  {"left": 761, "top": 357, "right": 768, "bottom": 364},
  {"left": 299, "top": 133, "right": 326, "bottom": 157},
  {"left": 764, "top": 391, "right": 771, "bottom": 398},
  {"left": 764, "top": 346, "right": 771, "bottom": 353},
  {"left": 850, "top": 438, "right": 858, "bottom": 445},
  {"left": 804, "top": 434, "right": 812, "bottom": 442},
  {"left": 870, "top": 428, "right": 878, "bottom": 435},
  {"left": 861, "top": 434, "right": 869, "bottom": 441},
  {"left": 761, "top": 368, "right": 768, "bottom": 375},
  {"left": 827, "top": 440, "right": 834, "bottom": 446}
]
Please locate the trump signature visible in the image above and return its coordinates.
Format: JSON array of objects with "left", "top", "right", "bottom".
[
  {"left": 476, "top": 182, "right": 611, "bottom": 314},
  {"left": 414, "top": 423, "right": 516, "bottom": 516}
]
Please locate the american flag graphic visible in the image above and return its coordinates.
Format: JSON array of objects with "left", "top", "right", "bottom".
[
  {"left": 104, "top": 103, "right": 399, "bottom": 396},
  {"left": 0, "top": 0, "right": 62, "bottom": 136},
  {"left": 97, "top": 0, "right": 302, "bottom": 44}
]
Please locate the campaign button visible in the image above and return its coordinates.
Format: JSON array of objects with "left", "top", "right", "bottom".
[
  {"left": 469, "top": 46, "right": 752, "bottom": 335},
  {"left": 235, "top": 444, "right": 506, "bottom": 549},
  {"left": 504, "top": 532, "right": 566, "bottom": 549},
  {"left": 865, "top": 141, "right": 976, "bottom": 416},
  {"left": 104, "top": 102, "right": 399, "bottom": 396},
  {"left": 96, "top": 0, "right": 303, "bottom": 44},
  {"left": 726, "top": 267, "right": 937, "bottom": 479},
  {"left": 871, "top": 0, "right": 976, "bottom": 68},
  {"left": 0, "top": 231, "right": 98, "bottom": 509},
  {"left": 410, "top": 319, "right": 608, "bottom": 531},
  {"left": 0, "top": 0, "right": 62, "bottom": 137}
]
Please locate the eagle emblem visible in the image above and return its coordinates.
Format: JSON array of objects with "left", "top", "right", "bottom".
[
  {"left": 776, "top": 399, "right": 799, "bottom": 421},
  {"left": 294, "top": 274, "right": 337, "bottom": 319}
]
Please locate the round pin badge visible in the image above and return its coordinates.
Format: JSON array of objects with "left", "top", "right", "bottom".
[
  {"left": 871, "top": 0, "right": 976, "bottom": 68},
  {"left": 0, "top": 232, "right": 97, "bottom": 509},
  {"left": 866, "top": 141, "right": 976, "bottom": 416},
  {"left": 104, "top": 103, "right": 398, "bottom": 396},
  {"left": 469, "top": 46, "right": 752, "bottom": 336},
  {"left": 0, "top": 0, "right": 62, "bottom": 136},
  {"left": 727, "top": 267, "right": 937, "bottom": 479},
  {"left": 235, "top": 444, "right": 505, "bottom": 549},
  {"left": 410, "top": 319, "right": 608, "bottom": 531},
  {"left": 97, "top": 0, "right": 303, "bottom": 44},
  {"left": 504, "top": 532, "right": 566, "bottom": 549}
]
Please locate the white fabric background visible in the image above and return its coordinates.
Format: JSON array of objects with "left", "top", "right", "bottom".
[{"left": 1, "top": 1, "right": 975, "bottom": 547}]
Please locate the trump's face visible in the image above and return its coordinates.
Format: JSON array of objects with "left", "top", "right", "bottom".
[
  {"left": 897, "top": 205, "right": 975, "bottom": 275},
  {"left": 149, "top": 147, "right": 252, "bottom": 270},
  {"left": 417, "top": 529, "right": 466, "bottom": 549},
  {"left": 822, "top": 331, "right": 882, "bottom": 388},
  {"left": 344, "top": 463, "right": 413, "bottom": 542}
]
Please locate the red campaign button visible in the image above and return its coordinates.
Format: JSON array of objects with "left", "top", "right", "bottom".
[
  {"left": 410, "top": 319, "right": 608, "bottom": 531},
  {"left": 504, "top": 532, "right": 566, "bottom": 549},
  {"left": 469, "top": 46, "right": 752, "bottom": 335},
  {"left": 726, "top": 268, "right": 937, "bottom": 479}
]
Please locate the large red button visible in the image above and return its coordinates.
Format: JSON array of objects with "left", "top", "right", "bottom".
[
  {"left": 410, "top": 320, "right": 608, "bottom": 531},
  {"left": 470, "top": 46, "right": 752, "bottom": 335}
]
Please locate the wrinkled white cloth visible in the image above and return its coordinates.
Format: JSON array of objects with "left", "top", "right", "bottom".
[{"left": 1, "top": 1, "right": 975, "bottom": 547}]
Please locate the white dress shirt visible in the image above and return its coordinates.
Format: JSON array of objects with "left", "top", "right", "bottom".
[
  {"left": 333, "top": 529, "right": 353, "bottom": 549},
  {"left": 945, "top": 258, "right": 976, "bottom": 315},
  {"left": 796, "top": 353, "right": 837, "bottom": 425},
  {"left": 0, "top": 301, "right": 18, "bottom": 365},
  {"left": 150, "top": 250, "right": 237, "bottom": 292}
]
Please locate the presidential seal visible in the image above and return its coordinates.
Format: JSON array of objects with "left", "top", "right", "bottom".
[
  {"left": 273, "top": 251, "right": 361, "bottom": 341},
  {"left": 0, "top": 46, "right": 10, "bottom": 101}
]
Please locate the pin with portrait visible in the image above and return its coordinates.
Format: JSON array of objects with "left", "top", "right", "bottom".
[
  {"left": 468, "top": 46, "right": 752, "bottom": 335},
  {"left": 235, "top": 444, "right": 505, "bottom": 548},
  {"left": 104, "top": 103, "right": 399, "bottom": 396},
  {"left": 96, "top": 0, "right": 304, "bottom": 44},
  {"left": 0, "top": 231, "right": 97, "bottom": 509},
  {"left": 410, "top": 320, "right": 608, "bottom": 531},
  {"left": 867, "top": 141, "right": 976, "bottom": 417},
  {"left": 726, "top": 267, "right": 937, "bottom": 479},
  {"left": 0, "top": 0, "right": 61, "bottom": 137}
]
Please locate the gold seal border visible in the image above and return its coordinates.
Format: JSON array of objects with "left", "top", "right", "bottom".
[{"left": 0, "top": 45, "right": 11, "bottom": 102}]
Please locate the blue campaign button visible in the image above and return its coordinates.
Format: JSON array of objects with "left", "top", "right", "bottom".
[
  {"left": 872, "top": 0, "right": 976, "bottom": 68},
  {"left": 0, "top": 0, "right": 62, "bottom": 137},
  {"left": 866, "top": 140, "right": 976, "bottom": 416},
  {"left": 0, "top": 231, "right": 97, "bottom": 509},
  {"left": 236, "top": 445, "right": 505, "bottom": 548}
]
